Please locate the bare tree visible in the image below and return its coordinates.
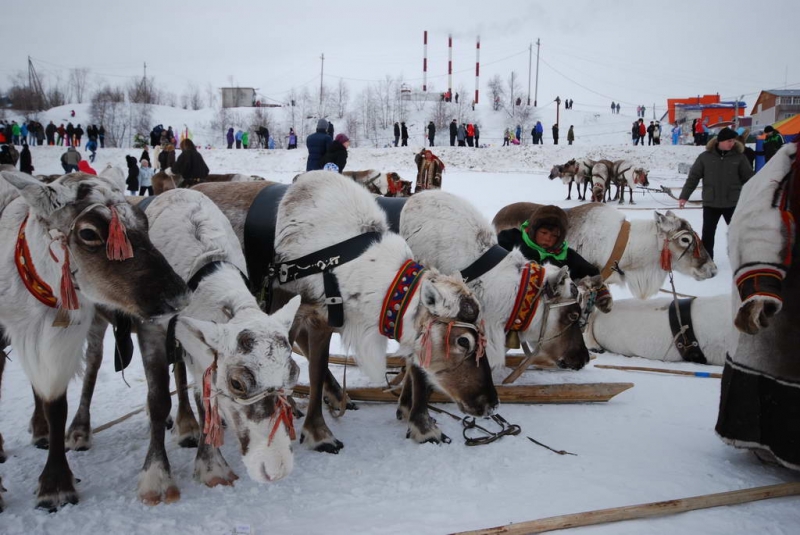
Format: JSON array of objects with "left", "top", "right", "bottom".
[
  {"left": 334, "top": 78, "right": 349, "bottom": 119},
  {"left": 90, "top": 85, "right": 127, "bottom": 147},
  {"left": 68, "top": 68, "right": 91, "bottom": 103},
  {"left": 506, "top": 71, "right": 522, "bottom": 110},
  {"left": 127, "top": 76, "right": 161, "bottom": 104},
  {"left": 205, "top": 82, "right": 217, "bottom": 108},
  {"left": 487, "top": 74, "right": 504, "bottom": 111},
  {"left": 180, "top": 82, "right": 203, "bottom": 110}
]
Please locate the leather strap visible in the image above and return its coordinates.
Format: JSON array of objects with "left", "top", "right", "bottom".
[
  {"left": 668, "top": 297, "right": 706, "bottom": 364},
  {"left": 600, "top": 220, "right": 631, "bottom": 280},
  {"left": 460, "top": 245, "right": 509, "bottom": 283},
  {"left": 375, "top": 196, "right": 408, "bottom": 233},
  {"left": 243, "top": 184, "right": 290, "bottom": 308}
]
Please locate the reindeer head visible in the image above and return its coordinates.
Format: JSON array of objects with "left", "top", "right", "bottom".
[
  {"left": 633, "top": 168, "right": 649, "bottom": 187},
  {"left": 2, "top": 170, "right": 189, "bottom": 319},
  {"left": 517, "top": 265, "right": 589, "bottom": 370},
  {"left": 177, "top": 295, "right": 302, "bottom": 483},
  {"left": 410, "top": 270, "right": 498, "bottom": 416},
  {"left": 591, "top": 182, "right": 606, "bottom": 203},
  {"left": 655, "top": 211, "right": 717, "bottom": 280}
]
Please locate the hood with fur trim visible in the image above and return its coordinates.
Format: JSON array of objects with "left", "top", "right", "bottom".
[
  {"left": 705, "top": 137, "right": 744, "bottom": 153},
  {"left": 525, "top": 204, "right": 569, "bottom": 241}
]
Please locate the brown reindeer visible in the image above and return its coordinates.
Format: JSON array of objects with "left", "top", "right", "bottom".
[
  {"left": 548, "top": 158, "right": 595, "bottom": 201},
  {"left": 152, "top": 172, "right": 263, "bottom": 195}
]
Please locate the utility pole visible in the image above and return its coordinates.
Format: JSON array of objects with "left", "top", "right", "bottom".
[
  {"left": 510, "top": 72, "right": 515, "bottom": 116},
  {"left": 555, "top": 96, "right": 561, "bottom": 132},
  {"left": 143, "top": 62, "right": 147, "bottom": 101},
  {"left": 319, "top": 53, "right": 325, "bottom": 117},
  {"left": 534, "top": 39, "right": 541, "bottom": 107},
  {"left": 653, "top": 102, "right": 655, "bottom": 121},
  {"left": 527, "top": 43, "right": 532, "bottom": 106}
]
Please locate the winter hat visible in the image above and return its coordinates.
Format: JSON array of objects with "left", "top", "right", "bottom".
[
  {"left": 764, "top": 125, "right": 774, "bottom": 133},
  {"left": 317, "top": 119, "right": 329, "bottom": 131},
  {"left": 716, "top": 127, "right": 737, "bottom": 142},
  {"left": 335, "top": 133, "right": 349, "bottom": 144},
  {"left": 524, "top": 205, "right": 568, "bottom": 242}
]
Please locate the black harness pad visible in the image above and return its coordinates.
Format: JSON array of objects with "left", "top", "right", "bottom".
[{"left": 668, "top": 297, "right": 707, "bottom": 364}]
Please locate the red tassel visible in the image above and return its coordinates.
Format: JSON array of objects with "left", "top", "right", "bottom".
[
  {"left": 268, "top": 395, "right": 296, "bottom": 446},
  {"left": 202, "top": 362, "right": 224, "bottom": 448},
  {"left": 106, "top": 206, "right": 133, "bottom": 261},
  {"left": 660, "top": 239, "right": 672, "bottom": 272},
  {"left": 693, "top": 232, "right": 703, "bottom": 259},
  {"left": 59, "top": 242, "right": 80, "bottom": 310}
]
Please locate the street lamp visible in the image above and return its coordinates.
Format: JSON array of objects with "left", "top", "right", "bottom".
[{"left": 555, "top": 96, "right": 562, "bottom": 138}]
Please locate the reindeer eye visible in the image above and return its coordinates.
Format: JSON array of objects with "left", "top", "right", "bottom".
[
  {"left": 680, "top": 237, "right": 691, "bottom": 245},
  {"left": 568, "top": 312, "right": 580, "bottom": 322},
  {"left": 78, "top": 228, "right": 101, "bottom": 242},
  {"left": 230, "top": 378, "right": 246, "bottom": 395},
  {"left": 457, "top": 336, "right": 471, "bottom": 349}
]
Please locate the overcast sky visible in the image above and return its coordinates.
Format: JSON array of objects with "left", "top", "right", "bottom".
[{"left": 4, "top": 0, "right": 799, "bottom": 114}]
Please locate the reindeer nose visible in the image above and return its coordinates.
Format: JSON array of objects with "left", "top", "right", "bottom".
[{"left": 458, "top": 296, "right": 479, "bottom": 323}]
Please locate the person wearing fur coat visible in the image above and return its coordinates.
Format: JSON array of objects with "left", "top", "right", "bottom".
[
  {"left": 678, "top": 127, "right": 754, "bottom": 259},
  {"left": 716, "top": 141, "right": 800, "bottom": 471}
]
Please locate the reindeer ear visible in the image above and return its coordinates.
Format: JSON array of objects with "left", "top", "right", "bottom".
[
  {"left": 272, "top": 295, "right": 302, "bottom": 331},
  {"left": 2, "top": 171, "right": 75, "bottom": 217},
  {"left": 419, "top": 277, "right": 444, "bottom": 312},
  {"left": 177, "top": 317, "right": 229, "bottom": 353},
  {"left": 655, "top": 210, "right": 680, "bottom": 233}
]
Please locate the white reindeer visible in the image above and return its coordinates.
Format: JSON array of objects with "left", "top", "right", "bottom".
[
  {"left": 493, "top": 203, "right": 717, "bottom": 300},
  {"left": 586, "top": 295, "right": 728, "bottom": 364},
  {"left": 400, "top": 190, "right": 591, "bottom": 371},
  {"left": 0, "top": 170, "right": 189, "bottom": 512},
  {"left": 195, "top": 172, "right": 495, "bottom": 450},
  {"left": 134, "top": 188, "right": 302, "bottom": 505}
]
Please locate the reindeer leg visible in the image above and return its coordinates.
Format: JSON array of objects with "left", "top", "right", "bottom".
[
  {"left": 395, "top": 366, "right": 412, "bottom": 421},
  {"left": 66, "top": 313, "right": 108, "bottom": 452},
  {"left": 566, "top": 180, "right": 573, "bottom": 200},
  {"left": 36, "top": 393, "right": 78, "bottom": 511},
  {"left": 172, "top": 359, "right": 200, "bottom": 448},
  {"left": 322, "top": 371, "right": 357, "bottom": 411},
  {"left": 192, "top": 390, "right": 238, "bottom": 487},
  {"left": 30, "top": 389, "right": 49, "bottom": 449},
  {"left": 628, "top": 185, "right": 636, "bottom": 205},
  {"left": 136, "top": 322, "right": 180, "bottom": 506},
  {"left": 296, "top": 318, "right": 344, "bottom": 453},
  {"left": 406, "top": 365, "right": 448, "bottom": 444}
]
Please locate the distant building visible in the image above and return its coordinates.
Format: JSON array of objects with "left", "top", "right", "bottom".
[
  {"left": 220, "top": 87, "right": 256, "bottom": 108},
  {"left": 667, "top": 94, "right": 746, "bottom": 129},
  {"left": 749, "top": 89, "right": 800, "bottom": 131}
]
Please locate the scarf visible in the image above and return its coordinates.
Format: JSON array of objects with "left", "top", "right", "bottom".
[{"left": 520, "top": 223, "right": 568, "bottom": 262}]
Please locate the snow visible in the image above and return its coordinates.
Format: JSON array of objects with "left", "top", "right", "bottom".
[{"left": 1, "top": 104, "right": 799, "bottom": 534}]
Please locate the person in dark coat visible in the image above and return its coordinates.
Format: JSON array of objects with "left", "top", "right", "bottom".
[
  {"left": 45, "top": 121, "right": 57, "bottom": 145},
  {"left": 171, "top": 139, "right": 209, "bottom": 185},
  {"left": 393, "top": 122, "right": 401, "bottom": 147},
  {"left": 98, "top": 125, "right": 105, "bottom": 148},
  {"left": 400, "top": 122, "right": 409, "bottom": 147},
  {"left": 497, "top": 205, "right": 603, "bottom": 284},
  {"left": 125, "top": 155, "right": 139, "bottom": 195},
  {"left": 140, "top": 147, "right": 151, "bottom": 165},
  {"left": 74, "top": 124, "right": 84, "bottom": 147},
  {"left": 158, "top": 143, "right": 176, "bottom": 172},
  {"left": 226, "top": 127, "right": 235, "bottom": 149},
  {"left": 427, "top": 121, "right": 436, "bottom": 147},
  {"left": 306, "top": 119, "right": 333, "bottom": 171},
  {"left": 19, "top": 144, "right": 34, "bottom": 174},
  {"left": 66, "top": 123, "right": 75, "bottom": 146},
  {"left": 449, "top": 119, "right": 457, "bottom": 147},
  {"left": 320, "top": 134, "right": 350, "bottom": 173},
  {"left": 552, "top": 124, "right": 559, "bottom": 145},
  {"left": 677, "top": 127, "right": 754, "bottom": 259},
  {"left": 326, "top": 121, "right": 334, "bottom": 139}
]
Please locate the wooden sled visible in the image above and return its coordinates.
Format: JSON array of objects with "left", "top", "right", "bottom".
[
  {"left": 324, "top": 353, "right": 591, "bottom": 371},
  {"left": 292, "top": 382, "right": 633, "bottom": 404}
]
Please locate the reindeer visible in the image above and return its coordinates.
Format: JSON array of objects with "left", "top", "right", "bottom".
[
  {"left": 342, "top": 170, "right": 413, "bottom": 197},
  {"left": 549, "top": 158, "right": 595, "bottom": 201},
  {"left": 607, "top": 160, "right": 649, "bottom": 204},
  {"left": 493, "top": 202, "right": 717, "bottom": 301},
  {"left": 590, "top": 160, "right": 615, "bottom": 203},
  {"left": 0, "top": 169, "right": 189, "bottom": 512},
  {"left": 152, "top": 172, "right": 263, "bottom": 195},
  {"left": 194, "top": 172, "right": 496, "bottom": 450}
]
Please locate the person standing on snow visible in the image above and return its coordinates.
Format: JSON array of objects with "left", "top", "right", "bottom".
[
  {"left": 427, "top": 121, "right": 436, "bottom": 147},
  {"left": 400, "top": 122, "right": 409, "bottom": 146},
  {"left": 449, "top": 119, "right": 457, "bottom": 146},
  {"left": 552, "top": 124, "right": 559, "bottom": 145},
  {"left": 567, "top": 125, "right": 575, "bottom": 145},
  {"left": 394, "top": 122, "right": 401, "bottom": 147},
  {"left": 306, "top": 119, "right": 332, "bottom": 171}
]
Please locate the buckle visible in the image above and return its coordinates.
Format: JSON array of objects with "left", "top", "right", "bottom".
[{"left": 325, "top": 296, "right": 343, "bottom": 305}]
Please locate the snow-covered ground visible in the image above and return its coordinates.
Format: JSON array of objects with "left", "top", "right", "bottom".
[{"left": 1, "top": 105, "right": 799, "bottom": 535}]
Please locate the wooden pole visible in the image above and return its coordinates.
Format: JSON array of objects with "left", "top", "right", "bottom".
[
  {"left": 292, "top": 382, "right": 633, "bottom": 404},
  {"left": 594, "top": 364, "right": 722, "bottom": 379},
  {"left": 451, "top": 482, "right": 800, "bottom": 535}
]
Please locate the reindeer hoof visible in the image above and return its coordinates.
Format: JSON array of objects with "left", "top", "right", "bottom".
[
  {"left": 140, "top": 486, "right": 181, "bottom": 506},
  {"left": 66, "top": 429, "right": 92, "bottom": 452},
  {"left": 205, "top": 474, "right": 237, "bottom": 488},
  {"left": 164, "top": 415, "right": 174, "bottom": 430},
  {"left": 313, "top": 439, "right": 344, "bottom": 454},
  {"left": 33, "top": 437, "right": 49, "bottom": 450}
]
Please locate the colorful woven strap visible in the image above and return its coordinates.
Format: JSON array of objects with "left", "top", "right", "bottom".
[
  {"left": 15, "top": 215, "right": 58, "bottom": 308},
  {"left": 379, "top": 260, "right": 426, "bottom": 340},
  {"left": 736, "top": 268, "right": 784, "bottom": 303},
  {"left": 504, "top": 263, "right": 545, "bottom": 333}
]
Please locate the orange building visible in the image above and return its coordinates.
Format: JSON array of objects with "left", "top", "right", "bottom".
[{"left": 667, "top": 94, "right": 746, "bottom": 126}]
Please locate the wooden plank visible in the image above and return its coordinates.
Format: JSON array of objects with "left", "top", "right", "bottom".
[
  {"left": 292, "top": 382, "right": 633, "bottom": 404},
  {"left": 594, "top": 364, "right": 722, "bottom": 379},
  {"left": 450, "top": 482, "right": 800, "bottom": 535}
]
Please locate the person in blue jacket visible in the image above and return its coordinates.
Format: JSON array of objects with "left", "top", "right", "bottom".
[
  {"left": 306, "top": 119, "right": 332, "bottom": 171},
  {"left": 226, "top": 127, "right": 234, "bottom": 149}
]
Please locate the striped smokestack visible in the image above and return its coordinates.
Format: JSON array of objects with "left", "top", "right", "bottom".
[{"left": 423, "top": 31, "right": 428, "bottom": 92}]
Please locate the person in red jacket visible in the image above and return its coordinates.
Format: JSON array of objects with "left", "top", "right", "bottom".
[
  {"left": 637, "top": 119, "right": 646, "bottom": 146},
  {"left": 466, "top": 123, "right": 475, "bottom": 147}
]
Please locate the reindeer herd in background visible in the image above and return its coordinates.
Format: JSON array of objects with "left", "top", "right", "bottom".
[{"left": 549, "top": 157, "right": 650, "bottom": 204}]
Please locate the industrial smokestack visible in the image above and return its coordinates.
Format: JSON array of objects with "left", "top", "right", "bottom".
[
  {"left": 423, "top": 31, "right": 428, "bottom": 92},
  {"left": 475, "top": 36, "right": 480, "bottom": 105},
  {"left": 448, "top": 34, "right": 453, "bottom": 96}
]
